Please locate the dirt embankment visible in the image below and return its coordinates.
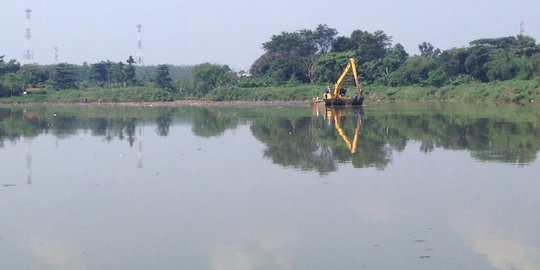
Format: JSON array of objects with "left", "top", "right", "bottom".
[{"left": 76, "top": 100, "right": 313, "bottom": 107}]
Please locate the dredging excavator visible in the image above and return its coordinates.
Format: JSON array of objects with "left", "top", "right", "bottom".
[{"left": 312, "top": 58, "right": 364, "bottom": 107}]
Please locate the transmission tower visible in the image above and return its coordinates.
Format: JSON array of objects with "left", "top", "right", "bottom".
[
  {"left": 136, "top": 24, "right": 144, "bottom": 66},
  {"left": 54, "top": 46, "right": 59, "bottom": 63},
  {"left": 519, "top": 21, "right": 525, "bottom": 35},
  {"left": 23, "top": 9, "right": 34, "bottom": 64}
]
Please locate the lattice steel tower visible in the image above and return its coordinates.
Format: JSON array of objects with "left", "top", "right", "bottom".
[
  {"left": 23, "top": 9, "right": 34, "bottom": 64},
  {"left": 54, "top": 46, "right": 59, "bottom": 63},
  {"left": 520, "top": 21, "right": 525, "bottom": 35},
  {"left": 136, "top": 24, "right": 144, "bottom": 66}
]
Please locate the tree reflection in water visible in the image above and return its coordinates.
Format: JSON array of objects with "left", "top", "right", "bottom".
[
  {"left": 251, "top": 115, "right": 339, "bottom": 175},
  {"left": 251, "top": 107, "right": 393, "bottom": 174},
  {"left": 1, "top": 104, "right": 539, "bottom": 173},
  {"left": 155, "top": 108, "right": 173, "bottom": 136}
]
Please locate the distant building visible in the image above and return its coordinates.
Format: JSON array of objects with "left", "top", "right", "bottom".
[
  {"left": 24, "top": 85, "right": 46, "bottom": 94},
  {"left": 236, "top": 70, "right": 252, "bottom": 78}
]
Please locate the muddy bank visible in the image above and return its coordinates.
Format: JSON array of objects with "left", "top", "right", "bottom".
[{"left": 50, "top": 99, "right": 313, "bottom": 107}]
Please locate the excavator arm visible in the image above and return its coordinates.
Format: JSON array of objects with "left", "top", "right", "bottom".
[
  {"left": 330, "top": 58, "right": 362, "bottom": 100},
  {"left": 313, "top": 57, "right": 364, "bottom": 107}
]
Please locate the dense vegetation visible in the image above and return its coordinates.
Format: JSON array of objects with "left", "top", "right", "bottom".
[
  {"left": 1, "top": 24, "right": 540, "bottom": 102},
  {"left": 249, "top": 25, "right": 540, "bottom": 86}
]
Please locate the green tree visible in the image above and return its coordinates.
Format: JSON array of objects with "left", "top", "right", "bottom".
[
  {"left": 192, "top": 63, "right": 232, "bottom": 95},
  {"left": 50, "top": 63, "right": 79, "bottom": 90},
  {"left": 387, "top": 56, "right": 436, "bottom": 86},
  {"left": 469, "top": 36, "right": 519, "bottom": 49},
  {"left": 333, "top": 30, "right": 392, "bottom": 63},
  {"left": 0, "top": 81, "right": 6, "bottom": 97},
  {"left": 250, "top": 53, "right": 287, "bottom": 84},
  {"left": 313, "top": 51, "right": 355, "bottom": 84},
  {"left": 111, "top": 61, "right": 125, "bottom": 84},
  {"left": 437, "top": 48, "right": 468, "bottom": 78},
  {"left": 465, "top": 45, "right": 492, "bottom": 82},
  {"left": 91, "top": 62, "right": 109, "bottom": 84},
  {"left": 79, "top": 62, "right": 92, "bottom": 82},
  {"left": 256, "top": 31, "right": 312, "bottom": 83},
  {"left": 155, "top": 64, "right": 173, "bottom": 90},
  {"left": 90, "top": 61, "right": 125, "bottom": 85},
  {"left": 0, "top": 73, "right": 24, "bottom": 96},
  {"left": 251, "top": 25, "right": 338, "bottom": 83},
  {"left": 368, "top": 43, "right": 409, "bottom": 84},
  {"left": 173, "top": 78, "right": 193, "bottom": 95},
  {"left": 299, "top": 24, "right": 338, "bottom": 82},
  {"left": 328, "top": 29, "right": 394, "bottom": 84},
  {"left": 518, "top": 54, "right": 540, "bottom": 79},
  {"left": 0, "top": 56, "right": 21, "bottom": 76},
  {"left": 383, "top": 43, "right": 409, "bottom": 73},
  {"left": 20, "top": 64, "right": 48, "bottom": 86},
  {"left": 310, "top": 24, "right": 338, "bottom": 55},
  {"left": 516, "top": 35, "right": 538, "bottom": 56},
  {"left": 418, "top": 42, "right": 441, "bottom": 59},
  {"left": 123, "top": 56, "right": 137, "bottom": 86},
  {"left": 426, "top": 68, "right": 448, "bottom": 87},
  {"left": 332, "top": 36, "right": 354, "bottom": 52},
  {"left": 361, "top": 60, "right": 385, "bottom": 84},
  {"left": 484, "top": 49, "right": 519, "bottom": 81}
]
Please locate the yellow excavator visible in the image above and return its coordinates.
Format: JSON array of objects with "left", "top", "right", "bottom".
[{"left": 313, "top": 58, "right": 364, "bottom": 107}]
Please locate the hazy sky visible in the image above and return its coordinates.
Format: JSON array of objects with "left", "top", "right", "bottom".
[{"left": 2, "top": 0, "right": 539, "bottom": 70}]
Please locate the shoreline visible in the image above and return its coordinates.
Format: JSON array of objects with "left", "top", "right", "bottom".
[
  {"left": 1, "top": 96, "right": 538, "bottom": 107},
  {"left": 0, "top": 99, "right": 315, "bottom": 107},
  {"left": 135, "top": 99, "right": 313, "bottom": 107}
]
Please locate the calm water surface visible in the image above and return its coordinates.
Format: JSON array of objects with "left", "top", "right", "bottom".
[{"left": 0, "top": 104, "right": 539, "bottom": 270}]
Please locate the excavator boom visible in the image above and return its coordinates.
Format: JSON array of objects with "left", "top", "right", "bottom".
[
  {"left": 333, "top": 58, "right": 362, "bottom": 98},
  {"left": 311, "top": 57, "right": 364, "bottom": 107},
  {"left": 314, "top": 58, "right": 363, "bottom": 107}
]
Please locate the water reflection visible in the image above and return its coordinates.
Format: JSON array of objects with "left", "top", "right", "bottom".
[
  {"left": 452, "top": 210, "right": 540, "bottom": 270},
  {"left": 1, "top": 104, "right": 539, "bottom": 172},
  {"left": 192, "top": 108, "right": 239, "bottom": 137},
  {"left": 250, "top": 110, "right": 338, "bottom": 174},
  {"left": 1, "top": 104, "right": 539, "bottom": 270},
  {"left": 324, "top": 108, "right": 363, "bottom": 154},
  {"left": 155, "top": 108, "right": 173, "bottom": 136}
]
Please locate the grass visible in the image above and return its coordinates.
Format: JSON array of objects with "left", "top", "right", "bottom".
[
  {"left": 203, "top": 85, "right": 323, "bottom": 101},
  {"left": 2, "top": 87, "right": 174, "bottom": 103},
  {"left": 2, "top": 79, "right": 539, "bottom": 104},
  {"left": 365, "top": 79, "right": 540, "bottom": 103}
]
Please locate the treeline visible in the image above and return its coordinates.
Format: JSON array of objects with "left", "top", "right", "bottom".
[
  {"left": 249, "top": 24, "right": 540, "bottom": 87},
  {"left": 1, "top": 24, "right": 540, "bottom": 100},
  {"left": 0, "top": 55, "right": 198, "bottom": 97}
]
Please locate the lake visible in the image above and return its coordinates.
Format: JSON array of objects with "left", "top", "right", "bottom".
[{"left": 1, "top": 103, "right": 539, "bottom": 270}]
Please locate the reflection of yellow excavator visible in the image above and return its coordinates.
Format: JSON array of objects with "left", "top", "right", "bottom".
[
  {"left": 313, "top": 58, "right": 364, "bottom": 107},
  {"left": 326, "top": 108, "right": 363, "bottom": 154}
]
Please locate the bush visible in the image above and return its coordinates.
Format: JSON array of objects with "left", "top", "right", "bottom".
[{"left": 204, "top": 85, "right": 323, "bottom": 101}]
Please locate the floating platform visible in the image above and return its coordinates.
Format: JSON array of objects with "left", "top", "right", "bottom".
[{"left": 312, "top": 96, "right": 364, "bottom": 107}]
